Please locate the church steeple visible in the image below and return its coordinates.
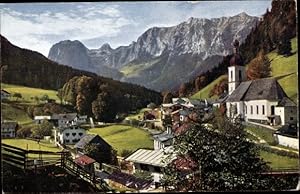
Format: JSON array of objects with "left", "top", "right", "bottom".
[{"left": 228, "top": 39, "right": 246, "bottom": 95}]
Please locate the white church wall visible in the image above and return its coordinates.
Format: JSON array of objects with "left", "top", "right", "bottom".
[{"left": 244, "top": 100, "right": 278, "bottom": 121}]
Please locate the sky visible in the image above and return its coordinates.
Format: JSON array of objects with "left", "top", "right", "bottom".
[{"left": 0, "top": 1, "right": 272, "bottom": 57}]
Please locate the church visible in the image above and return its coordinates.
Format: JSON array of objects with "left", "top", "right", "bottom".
[{"left": 225, "top": 40, "right": 297, "bottom": 126}]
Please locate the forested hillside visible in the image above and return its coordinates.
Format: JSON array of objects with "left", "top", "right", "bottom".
[
  {"left": 175, "top": 0, "right": 296, "bottom": 98},
  {"left": 1, "top": 35, "right": 97, "bottom": 90},
  {"left": 59, "top": 75, "right": 162, "bottom": 122}
]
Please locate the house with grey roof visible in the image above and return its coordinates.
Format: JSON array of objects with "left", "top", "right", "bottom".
[
  {"left": 1, "top": 121, "right": 18, "bottom": 138},
  {"left": 74, "top": 134, "right": 113, "bottom": 164},
  {"left": 153, "top": 131, "right": 174, "bottom": 150},
  {"left": 225, "top": 40, "right": 297, "bottom": 126},
  {"left": 125, "top": 146, "right": 175, "bottom": 183},
  {"left": 1, "top": 89, "right": 11, "bottom": 101}
]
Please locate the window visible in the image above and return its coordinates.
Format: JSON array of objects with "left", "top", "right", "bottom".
[
  {"left": 72, "top": 133, "right": 76, "bottom": 137},
  {"left": 245, "top": 105, "right": 247, "bottom": 114},
  {"left": 65, "top": 139, "right": 70, "bottom": 143},
  {"left": 250, "top": 106, "right": 253, "bottom": 114},
  {"left": 256, "top": 106, "right": 259, "bottom": 114},
  {"left": 79, "top": 133, "right": 83, "bottom": 136},
  {"left": 290, "top": 117, "right": 294, "bottom": 121},
  {"left": 262, "top": 105, "right": 265, "bottom": 115},
  {"left": 65, "top": 133, "right": 70, "bottom": 137},
  {"left": 239, "top": 70, "right": 242, "bottom": 80},
  {"left": 230, "top": 71, "right": 233, "bottom": 81}
]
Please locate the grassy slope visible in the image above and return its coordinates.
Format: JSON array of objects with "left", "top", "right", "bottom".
[
  {"left": 190, "top": 37, "right": 298, "bottom": 102},
  {"left": 260, "top": 150, "right": 299, "bottom": 169},
  {"left": 1, "top": 83, "right": 60, "bottom": 124},
  {"left": 1, "top": 102, "right": 32, "bottom": 124},
  {"left": 88, "top": 124, "right": 153, "bottom": 154},
  {"left": 2, "top": 139, "right": 61, "bottom": 152},
  {"left": 190, "top": 75, "right": 228, "bottom": 100},
  {"left": 1, "top": 83, "right": 59, "bottom": 103},
  {"left": 120, "top": 58, "right": 160, "bottom": 77}
]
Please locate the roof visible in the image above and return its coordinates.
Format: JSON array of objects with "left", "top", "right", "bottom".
[
  {"left": 1, "top": 121, "right": 18, "bottom": 129},
  {"left": 34, "top": 115, "right": 51, "bottom": 120},
  {"left": 125, "top": 147, "right": 175, "bottom": 167},
  {"left": 179, "top": 109, "right": 191, "bottom": 116},
  {"left": 51, "top": 113, "right": 77, "bottom": 120},
  {"left": 227, "top": 78, "right": 288, "bottom": 102},
  {"left": 74, "top": 134, "right": 111, "bottom": 149},
  {"left": 74, "top": 155, "right": 96, "bottom": 166},
  {"left": 172, "top": 98, "right": 189, "bottom": 104},
  {"left": 153, "top": 131, "right": 173, "bottom": 142},
  {"left": 277, "top": 97, "right": 297, "bottom": 107},
  {"left": 107, "top": 171, "right": 153, "bottom": 190},
  {"left": 230, "top": 53, "right": 244, "bottom": 66},
  {"left": 227, "top": 81, "right": 252, "bottom": 102},
  {"left": 74, "top": 134, "right": 96, "bottom": 149}
]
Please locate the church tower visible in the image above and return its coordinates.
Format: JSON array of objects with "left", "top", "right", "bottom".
[{"left": 228, "top": 40, "right": 246, "bottom": 95}]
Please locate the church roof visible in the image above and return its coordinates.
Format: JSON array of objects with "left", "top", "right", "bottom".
[
  {"left": 230, "top": 53, "right": 244, "bottom": 66},
  {"left": 277, "top": 97, "right": 297, "bottom": 107},
  {"left": 227, "top": 78, "right": 288, "bottom": 102}
]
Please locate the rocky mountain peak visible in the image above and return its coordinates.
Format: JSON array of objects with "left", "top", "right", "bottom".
[
  {"left": 48, "top": 12, "right": 258, "bottom": 91},
  {"left": 100, "top": 43, "right": 112, "bottom": 51}
]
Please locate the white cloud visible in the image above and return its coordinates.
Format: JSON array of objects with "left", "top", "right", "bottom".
[{"left": 0, "top": 6, "right": 130, "bottom": 56}]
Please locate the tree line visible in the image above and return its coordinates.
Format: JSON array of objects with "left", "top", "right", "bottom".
[{"left": 59, "top": 75, "right": 162, "bottom": 122}]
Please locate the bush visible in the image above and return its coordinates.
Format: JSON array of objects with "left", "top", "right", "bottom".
[
  {"left": 133, "top": 169, "right": 153, "bottom": 181},
  {"left": 17, "top": 126, "right": 32, "bottom": 138}
]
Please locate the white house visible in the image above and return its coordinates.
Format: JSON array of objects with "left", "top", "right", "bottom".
[
  {"left": 125, "top": 147, "right": 175, "bottom": 183},
  {"left": 153, "top": 131, "right": 174, "bottom": 150},
  {"left": 1, "top": 121, "right": 18, "bottom": 138},
  {"left": 274, "top": 97, "right": 297, "bottom": 126},
  {"left": 54, "top": 125, "right": 86, "bottom": 145},
  {"left": 34, "top": 115, "right": 52, "bottom": 124},
  {"left": 225, "top": 40, "right": 297, "bottom": 126},
  {"left": 1, "top": 89, "right": 11, "bottom": 100},
  {"left": 38, "top": 113, "right": 88, "bottom": 128}
]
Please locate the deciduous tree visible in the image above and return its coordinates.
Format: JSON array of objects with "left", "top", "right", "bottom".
[
  {"left": 246, "top": 50, "right": 271, "bottom": 80},
  {"left": 161, "top": 110, "right": 272, "bottom": 191}
]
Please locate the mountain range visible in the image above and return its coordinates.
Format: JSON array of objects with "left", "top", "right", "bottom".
[{"left": 48, "top": 12, "right": 258, "bottom": 92}]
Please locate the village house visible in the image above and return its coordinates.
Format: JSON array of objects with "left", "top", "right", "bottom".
[
  {"left": 1, "top": 89, "right": 11, "bottom": 100},
  {"left": 34, "top": 115, "right": 52, "bottom": 124},
  {"left": 153, "top": 131, "right": 174, "bottom": 150},
  {"left": 34, "top": 113, "right": 88, "bottom": 127},
  {"left": 125, "top": 146, "right": 197, "bottom": 184},
  {"left": 74, "top": 154, "right": 96, "bottom": 174},
  {"left": 223, "top": 40, "right": 297, "bottom": 126},
  {"left": 1, "top": 121, "right": 18, "bottom": 138},
  {"left": 54, "top": 125, "right": 86, "bottom": 145},
  {"left": 74, "top": 134, "right": 113, "bottom": 165},
  {"left": 125, "top": 146, "right": 175, "bottom": 183}
]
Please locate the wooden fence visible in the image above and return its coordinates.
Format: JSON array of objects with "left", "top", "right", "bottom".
[{"left": 1, "top": 143, "right": 111, "bottom": 192}]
